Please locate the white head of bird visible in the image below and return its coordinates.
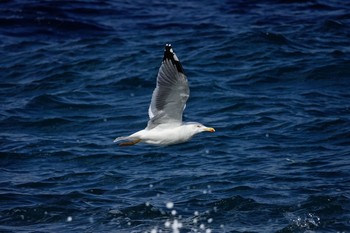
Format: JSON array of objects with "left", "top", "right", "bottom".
[{"left": 186, "top": 122, "right": 215, "bottom": 134}]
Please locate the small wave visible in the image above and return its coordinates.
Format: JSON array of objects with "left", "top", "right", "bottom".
[
  {"left": 0, "top": 205, "right": 59, "bottom": 226},
  {"left": 224, "top": 31, "right": 292, "bottom": 48},
  {"left": 114, "top": 77, "right": 154, "bottom": 88},
  {"left": 260, "top": 32, "right": 291, "bottom": 45},
  {"left": 305, "top": 61, "right": 350, "bottom": 81},
  {"left": 212, "top": 195, "right": 260, "bottom": 211},
  {"left": 0, "top": 17, "right": 110, "bottom": 38},
  {"left": 321, "top": 19, "right": 346, "bottom": 32},
  {"left": 108, "top": 203, "right": 166, "bottom": 220},
  {"left": 25, "top": 93, "right": 112, "bottom": 112},
  {"left": 279, "top": 195, "right": 349, "bottom": 232},
  {"left": 25, "top": 94, "right": 65, "bottom": 108},
  {"left": 0, "top": 1, "right": 114, "bottom": 39},
  {"left": 140, "top": 22, "right": 194, "bottom": 31},
  {"left": 281, "top": 212, "right": 320, "bottom": 232}
]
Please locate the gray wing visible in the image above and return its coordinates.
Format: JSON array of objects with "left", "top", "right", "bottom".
[{"left": 147, "top": 44, "right": 189, "bottom": 129}]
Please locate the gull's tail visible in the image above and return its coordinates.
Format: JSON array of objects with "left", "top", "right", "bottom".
[
  {"left": 113, "top": 136, "right": 128, "bottom": 143},
  {"left": 113, "top": 136, "right": 141, "bottom": 146}
]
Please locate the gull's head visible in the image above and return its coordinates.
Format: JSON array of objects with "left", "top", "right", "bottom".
[{"left": 188, "top": 122, "right": 215, "bottom": 134}]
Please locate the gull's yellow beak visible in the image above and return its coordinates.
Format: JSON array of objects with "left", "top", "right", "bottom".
[{"left": 205, "top": 127, "right": 215, "bottom": 132}]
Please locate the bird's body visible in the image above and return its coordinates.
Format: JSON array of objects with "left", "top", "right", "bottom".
[
  {"left": 114, "top": 44, "right": 215, "bottom": 146},
  {"left": 115, "top": 122, "right": 212, "bottom": 146}
]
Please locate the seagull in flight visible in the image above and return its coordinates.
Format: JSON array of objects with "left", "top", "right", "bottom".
[{"left": 114, "top": 44, "right": 215, "bottom": 146}]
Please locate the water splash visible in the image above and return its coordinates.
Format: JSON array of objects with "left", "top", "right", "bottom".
[
  {"left": 145, "top": 202, "right": 215, "bottom": 233},
  {"left": 285, "top": 212, "right": 321, "bottom": 231}
]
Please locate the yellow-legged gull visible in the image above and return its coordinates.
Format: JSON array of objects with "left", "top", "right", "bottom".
[{"left": 114, "top": 44, "right": 215, "bottom": 146}]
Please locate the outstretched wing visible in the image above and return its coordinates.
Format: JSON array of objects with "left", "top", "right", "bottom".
[{"left": 147, "top": 44, "right": 189, "bottom": 129}]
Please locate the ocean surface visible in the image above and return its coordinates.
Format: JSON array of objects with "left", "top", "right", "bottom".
[{"left": 1, "top": 0, "right": 350, "bottom": 232}]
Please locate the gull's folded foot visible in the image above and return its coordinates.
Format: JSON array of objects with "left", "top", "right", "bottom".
[{"left": 119, "top": 139, "right": 141, "bottom": 146}]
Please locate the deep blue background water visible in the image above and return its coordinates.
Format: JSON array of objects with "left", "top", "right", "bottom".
[{"left": 1, "top": 0, "right": 350, "bottom": 232}]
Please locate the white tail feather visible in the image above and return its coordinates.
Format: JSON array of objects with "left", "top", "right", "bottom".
[{"left": 113, "top": 136, "right": 129, "bottom": 143}]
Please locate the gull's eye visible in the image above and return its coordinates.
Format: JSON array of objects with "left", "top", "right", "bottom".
[{"left": 197, "top": 125, "right": 201, "bottom": 128}]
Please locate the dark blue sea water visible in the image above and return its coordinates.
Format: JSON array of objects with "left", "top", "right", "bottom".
[{"left": 1, "top": 0, "right": 350, "bottom": 232}]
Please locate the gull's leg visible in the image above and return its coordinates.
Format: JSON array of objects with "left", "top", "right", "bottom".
[{"left": 119, "top": 138, "right": 141, "bottom": 146}]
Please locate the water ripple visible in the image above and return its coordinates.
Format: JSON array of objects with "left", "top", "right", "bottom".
[{"left": 1, "top": 0, "right": 350, "bottom": 232}]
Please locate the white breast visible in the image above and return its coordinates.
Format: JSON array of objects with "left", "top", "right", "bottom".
[{"left": 141, "top": 125, "right": 195, "bottom": 145}]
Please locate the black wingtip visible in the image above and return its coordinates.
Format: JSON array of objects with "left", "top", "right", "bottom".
[{"left": 163, "top": 44, "right": 185, "bottom": 74}]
